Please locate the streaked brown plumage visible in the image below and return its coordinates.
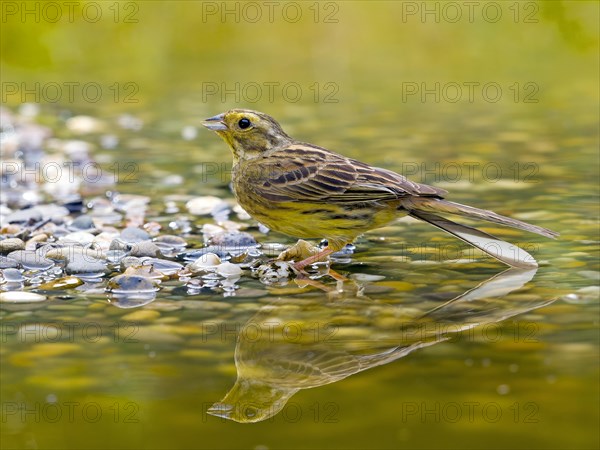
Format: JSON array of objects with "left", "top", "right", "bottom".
[{"left": 203, "top": 109, "right": 558, "bottom": 270}]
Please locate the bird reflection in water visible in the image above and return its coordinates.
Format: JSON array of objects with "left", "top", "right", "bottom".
[{"left": 208, "top": 268, "right": 553, "bottom": 423}]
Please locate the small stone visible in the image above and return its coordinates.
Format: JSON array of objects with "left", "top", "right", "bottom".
[
  {"left": 130, "top": 241, "right": 162, "bottom": 258},
  {"left": 0, "top": 256, "right": 19, "bottom": 269},
  {"left": 0, "top": 291, "right": 47, "bottom": 303},
  {"left": 216, "top": 262, "right": 242, "bottom": 277},
  {"left": 2, "top": 268, "right": 23, "bottom": 282},
  {"left": 257, "top": 261, "right": 292, "bottom": 283},
  {"left": 107, "top": 275, "right": 158, "bottom": 293},
  {"left": 69, "top": 215, "right": 95, "bottom": 231},
  {"left": 44, "top": 246, "right": 105, "bottom": 261},
  {"left": 5, "top": 208, "right": 42, "bottom": 224},
  {"left": 37, "top": 276, "right": 84, "bottom": 290},
  {"left": 7, "top": 250, "right": 55, "bottom": 270},
  {"left": 123, "top": 265, "right": 166, "bottom": 280},
  {"left": 59, "top": 232, "right": 95, "bottom": 245},
  {"left": 208, "top": 231, "right": 258, "bottom": 250},
  {"left": 0, "top": 238, "right": 25, "bottom": 254},
  {"left": 25, "top": 234, "right": 48, "bottom": 250},
  {"left": 186, "top": 196, "right": 226, "bottom": 215},
  {"left": 34, "top": 204, "right": 71, "bottom": 221},
  {"left": 120, "top": 256, "right": 143, "bottom": 269},
  {"left": 188, "top": 253, "right": 221, "bottom": 273},
  {"left": 65, "top": 255, "right": 108, "bottom": 275},
  {"left": 154, "top": 235, "right": 187, "bottom": 248},
  {"left": 141, "top": 258, "right": 183, "bottom": 276},
  {"left": 120, "top": 227, "right": 150, "bottom": 243}
]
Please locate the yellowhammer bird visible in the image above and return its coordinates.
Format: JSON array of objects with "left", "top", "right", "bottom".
[{"left": 202, "top": 109, "right": 558, "bottom": 271}]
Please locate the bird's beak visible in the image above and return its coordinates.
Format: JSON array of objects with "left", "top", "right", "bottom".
[
  {"left": 206, "top": 402, "right": 233, "bottom": 419},
  {"left": 202, "top": 113, "right": 228, "bottom": 131}
]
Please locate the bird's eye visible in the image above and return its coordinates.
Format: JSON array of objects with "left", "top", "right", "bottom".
[{"left": 238, "top": 118, "right": 251, "bottom": 129}]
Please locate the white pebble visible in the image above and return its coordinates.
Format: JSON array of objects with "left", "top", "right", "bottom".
[
  {"left": 216, "top": 262, "right": 242, "bottom": 277},
  {"left": 0, "top": 291, "right": 47, "bottom": 303}
]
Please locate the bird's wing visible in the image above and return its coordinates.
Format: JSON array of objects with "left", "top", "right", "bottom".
[{"left": 249, "top": 143, "right": 446, "bottom": 203}]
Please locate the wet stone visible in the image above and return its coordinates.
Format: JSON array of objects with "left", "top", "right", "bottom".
[
  {"left": 69, "top": 215, "right": 95, "bottom": 231},
  {"left": 216, "top": 262, "right": 242, "bottom": 278},
  {"left": 2, "top": 268, "right": 24, "bottom": 282},
  {"left": 106, "top": 249, "right": 129, "bottom": 264},
  {"left": 7, "top": 251, "right": 55, "bottom": 270},
  {"left": 44, "top": 246, "right": 105, "bottom": 262},
  {"left": 107, "top": 274, "right": 158, "bottom": 293},
  {"left": 0, "top": 291, "right": 47, "bottom": 303},
  {"left": 37, "top": 276, "right": 84, "bottom": 290},
  {"left": 141, "top": 258, "right": 183, "bottom": 275},
  {"left": 0, "top": 238, "right": 25, "bottom": 254},
  {"left": 120, "top": 227, "right": 150, "bottom": 243},
  {"left": 257, "top": 261, "right": 292, "bottom": 283},
  {"left": 123, "top": 265, "right": 166, "bottom": 280},
  {"left": 155, "top": 235, "right": 187, "bottom": 248},
  {"left": 34, "top": 204, "right": 71, "bottom": 221},
  {"left": 177, "top": 247, "right": 230, "bottom": 262},
  {"left": 130, "top": 241, "right": 162, "bottom": 258},
  {"left": 208, "top": 232, "right": 258, "bottom": 250},
  {"left": 121, "top": 256, "right": 143, "bottom": 269},
  {"left": 186, "top": 196, "right": 227, "bottom": 216},
  {"left": 187, "top": 253, "right": 221, "bottom": 273},
  {"left": 0, "top": 256, "right": 19, "bottom": 269},
  {"left": 5, "top": 208, "right": 42, "bottom": 224},
  {"left": 65, "top": 254, "right": 108, "bottom": 275},
  {"left": 59, "top": 232, "right": 95, "bottom": 245}
]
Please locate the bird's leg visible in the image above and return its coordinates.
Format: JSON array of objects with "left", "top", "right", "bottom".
[{"left": 293, "top": 246, "right": 336, "bottom": 272}]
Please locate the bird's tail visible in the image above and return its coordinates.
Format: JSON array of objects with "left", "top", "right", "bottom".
[
  {"left": 408, "top": 210, "right": 540, "bottom": 269},
  {"left": 406, "top": 198, "right": 558, "bottom": 239}
]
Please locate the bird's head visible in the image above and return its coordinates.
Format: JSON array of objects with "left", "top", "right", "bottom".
[
  {"left": 202, "top": 109, "right": 293, "bottom": 162},
  {"left": 207, "top": 378, "right": 297, "bottom": 423}
]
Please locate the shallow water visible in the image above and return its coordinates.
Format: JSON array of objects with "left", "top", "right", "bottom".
[{"left": 1, "top": 2, "right": 599, "bottom": 449}]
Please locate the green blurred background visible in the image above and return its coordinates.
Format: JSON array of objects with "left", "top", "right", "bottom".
[{"left": 1, "top": 1, "right": 598, "bottom": 449}]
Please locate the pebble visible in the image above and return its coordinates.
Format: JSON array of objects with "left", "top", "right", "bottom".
[
  {"left": 107, "top": 274, "right": 158, "bottom": 294},
  {"left": 44, "top": 245, "right": 105, "bottom": 261},
  {"left": 216, "top": 262, "right": 243, "bottom": 277},
  {"left": 186, "top": 196, "right": 226, "bottom": 215},
  {"left": 2, "top": 268, "right": 24, "bottom": 282},
  {"left": 187, "top": 253, "right": 221, "bottom": 273},
  {"left": 37, "top": 276, "right": 83, "bottom": 290},
  {"left": 0, "top": 256, "right": 19, "bottom": 269},
  {"left": 65, "top": 254, "right": 108, "bottom": 275},
  {"left": 5, "top": 208, "right": 42, "bottom": 224},
  {"left": 7, "top": 250, "right": 55, "bottom": 270},
  {"left": 123, "top": 265, "right": 166, "bottom": 280},
  {"left": 0, "top": 238, "right": 25, "bottom": 253},
  {"left": 177, "top": 247, "right": 230, "bottom": 262},
  {"left": 120, "top": 226, "right": 150, "bottom": 243},
  {"left": 154, "top": 235, "right": 187, "bottom": 248},
  {"left": 25, "top": 234, "right": 48, "bottom": 249},
  {"left": 208, "top": 231, "right": 258, "bottom": 250},
  {"left": 129, "top": 241, "right": 162, "bottom": 258},
  {"left": 257, "top": 261, "right": 292, "bottom": 283},
  {"left": 141, "top": 258, "right": 183, "bottom": 275},
  {"left": 0, "top": 291, "right": 47, "bottom": 303},
  {"left": 120, "top": 256, "right": 143, "bottom": 269},
  {"left": 59, "top": 231, "right": 95, "bottom": 245},
  {"left": 69, "top": 215, "right": 95, "bottom": 231}
]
